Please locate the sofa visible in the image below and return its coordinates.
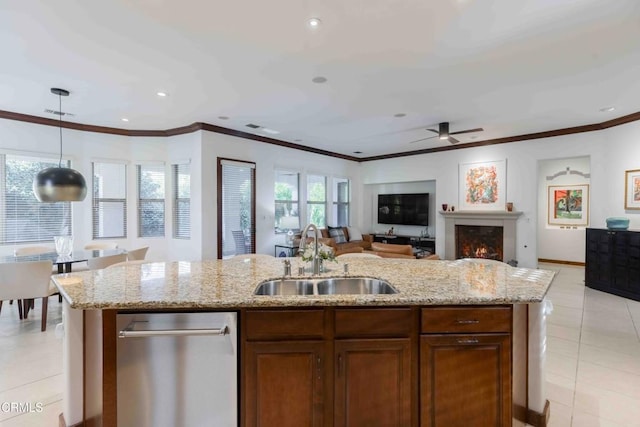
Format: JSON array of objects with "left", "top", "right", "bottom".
[
  {"left": 294, "top": 226, "right": 373, "bottom": 256},
  {"left": 365, "top": 242, "right": 416, "bottom": 259}
]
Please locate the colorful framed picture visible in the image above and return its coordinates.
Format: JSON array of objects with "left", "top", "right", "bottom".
[
  {"left": 458, "top": 160, "right": 506, "bottom": 211},
  {"left": 547, "top": 185, "right": 589, "bottom": 226},
  {"left": 624, "top": 169, "right": 640, "bottom": 210}
]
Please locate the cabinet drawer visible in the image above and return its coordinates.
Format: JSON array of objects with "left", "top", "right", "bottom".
[
  {"left": 245, "top": 309, "right": 325, "bottom": 340},
  {"left": 335, "top": 308, "right": 414, "bottom": 338},
  {"left": 421, "top": 306, "right": 511, "bottom": 333}
]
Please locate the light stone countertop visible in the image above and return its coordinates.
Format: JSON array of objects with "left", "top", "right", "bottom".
[{"left": 51, "top": 257, "right": 556, "bottom": 310}]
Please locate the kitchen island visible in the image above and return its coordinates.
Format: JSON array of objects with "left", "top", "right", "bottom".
[{"left": 53, "top": 257, "right": 555, "bottom": 427}]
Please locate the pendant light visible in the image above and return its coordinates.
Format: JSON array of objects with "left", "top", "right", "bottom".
[{"left": 33, "top": 88, "right": 87, "bottom": 202}]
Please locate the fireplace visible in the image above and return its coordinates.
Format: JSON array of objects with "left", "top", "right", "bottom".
[
  {"left": 442, "top": 211, "right": 522, "bottom": 262},
  {"left": 456, "top": 225, "right": 504, "bottom": 260}
]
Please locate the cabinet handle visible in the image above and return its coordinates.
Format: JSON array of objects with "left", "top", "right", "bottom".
[
  {"left": 457, "top": 338, "right": 479, "bottom": 344},
  {"left": 317, "top": 356, "right": 322, "bottom": 380},
  {"left": 119, "top": 321, "right": 228, "bottom": 338},
  {"left": 455, "top": 319, "right": 479, "bottom": 324},
  {"left": 337, "top": 354, "right": 343, "bottom": 377}
]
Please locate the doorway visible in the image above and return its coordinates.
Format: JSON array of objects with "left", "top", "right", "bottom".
[{"left": 217, "top": 158, "right": 256, "bottom": 259}]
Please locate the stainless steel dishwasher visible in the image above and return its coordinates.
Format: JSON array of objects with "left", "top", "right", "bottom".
[{"left": 116, "top": 312, "right": 237, "bottom": 427}]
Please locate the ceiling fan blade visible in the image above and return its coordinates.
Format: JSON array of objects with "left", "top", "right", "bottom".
[
  {"left": 450, "top": 127, "right": 484, "bottom": 135},
  {"left": 426, "top": 128, "right": 439, "bottom": 134},
  {"left": 409, "top": 135, "right": 438, "bottom": 144},
  {"left": 448, "top": 136, "right": 461, "bottom": 144}
]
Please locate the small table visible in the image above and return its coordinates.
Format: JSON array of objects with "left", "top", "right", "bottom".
[
  {"left": 275, "top": 244, "right": 298, "bottom": 258},
  {"left": 1, "top": 249, "right": 126, "bottom": 273}
]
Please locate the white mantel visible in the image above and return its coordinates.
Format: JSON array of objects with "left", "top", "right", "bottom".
[{"left": 441, "top": 210, "right": 523, "bottom": 262}]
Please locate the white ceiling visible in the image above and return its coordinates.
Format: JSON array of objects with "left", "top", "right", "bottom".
[{"left": 1, "top": 0, "right": 639, "bottom": 158}]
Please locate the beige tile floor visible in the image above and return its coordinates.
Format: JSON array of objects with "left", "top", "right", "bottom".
[{"left": 1, "top": 264, "right": 639, "bottom": 426}]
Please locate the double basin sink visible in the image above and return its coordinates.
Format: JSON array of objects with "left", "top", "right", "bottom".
[{"left": 254, "top": 277, "right": 398, "bottom": 296}]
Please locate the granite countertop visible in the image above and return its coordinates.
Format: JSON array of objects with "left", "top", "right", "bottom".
[{"left": 51, "top": 257, "right": 556, "bottom": 310}]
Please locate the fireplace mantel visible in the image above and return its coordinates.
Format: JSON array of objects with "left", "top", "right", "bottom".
[
  {"left": 440, "top": 211, "right": 523, "bottom": 220},
  {"left": 441, "top": 211, "right": 523, "bottom": 261}
]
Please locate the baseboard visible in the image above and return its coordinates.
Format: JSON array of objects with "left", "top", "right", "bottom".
[
  {"left": 538, "top": 258, "right": 585, "bottom": 267},
  {"left": 59, "top": 413, "right": 85, "bottom": 427},
  {"left": 527, "top": 400, "right": 550, "bottom": 427}
]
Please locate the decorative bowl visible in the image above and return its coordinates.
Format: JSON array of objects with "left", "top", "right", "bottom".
[{"left": 606, "top": 217, "right": 630, "bottom": 230}]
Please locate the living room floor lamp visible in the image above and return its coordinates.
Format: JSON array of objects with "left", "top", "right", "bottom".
[{"left": 33, "top": 88, "right": 87, "bottom": 202}]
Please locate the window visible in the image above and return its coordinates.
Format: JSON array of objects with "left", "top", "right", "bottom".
[
  {"left": 218, "top": 159, "right": 255, "bottom": 258},
  {"left": 137, "top": 164, "right": 165, "bottom": 237},
  {"left": 172, "top": 163, "right": 190, "bottom": 239},
  {"left": 0, "top": 154, "right": 71, "bottom": 244},
  {"left": 92, "top": 162, "right": 127, "bottom": 239},
  {"left": 332, "top": 178, "right": 350, "bottom": 227},
  {"left": 274, "top": 170, "right": 299, "bottom": 233},
  {"left": 306, "top": 174, "right": 326, "bottom": 227}
]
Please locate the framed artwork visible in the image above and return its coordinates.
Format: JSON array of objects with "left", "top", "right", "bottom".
[
  {"left": 458, "top": 160, "right": 506, "bottom": 211},
  {"left": 547, "top": 184, "right": 589, "bottom": 226},
  {"left": 624, "top": 169, "right": 640, "bottom": 210}
]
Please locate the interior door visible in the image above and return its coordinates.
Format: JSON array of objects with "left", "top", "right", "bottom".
[{"left": 217, "top": 158, "right": 256, "bottom": 259}]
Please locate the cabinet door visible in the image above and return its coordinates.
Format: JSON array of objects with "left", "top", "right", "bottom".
[
  {"left": 244, "top": 341, "right": 326, "bottom": 427},
  {"left": 420, "top": 334, "right": 511, "bottom": 427},
  {"left": 612, "top": 231, "right": 640, "bottom": 296},
  {"left": 585, "top": 228, "right": 614, "bottom": 291},
  {"left": 334, "top": 338, "right": 412, "bottom": 427}
]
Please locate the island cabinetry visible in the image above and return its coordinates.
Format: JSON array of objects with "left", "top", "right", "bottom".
[
  {"left": 333, "top": 308, "right": 415, "bottom": 427},
  {"left": 420, "top": 306, "right": 512, "bottom": 427},
  {"left": 243, "top": 309, "right": 328, "bottom": 427},
  {"left": 242, "top": 307, "right": 417, "bottom": 427},
  {"left": 585, "top": 228, "right": 640, "bottom": 301}
]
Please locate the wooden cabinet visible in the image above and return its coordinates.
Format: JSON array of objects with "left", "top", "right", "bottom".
[
  {"left": 244, "top": 341, "right": 327, "bottom": 427},
  {"left": 334, "top": 308, "right": 414, "bottom": 427},
  {"left": 419, "top": 307, "right": 512, "bottom": 427},
  {"left": 586, "top": 228, "right": 640, "bottom": 301}
]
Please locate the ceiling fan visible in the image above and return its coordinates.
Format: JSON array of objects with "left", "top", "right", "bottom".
[{"left": 409, "top": 122, "right": 484, "bottom": 144}]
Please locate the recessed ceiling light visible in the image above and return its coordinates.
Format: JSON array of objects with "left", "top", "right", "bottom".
[
  {"left": 599, "top": 106, "right": 615, "bottom": 112},
  {"left": 308, "top": 18, "right": 322, "bottom": 28},
  {"left": 261, "top": 128, "right": 280, "bottom": 135},
  {"left": 218, "top": 116, "right": 230, "bottom": 120},
  {"left": 157, "top": 91, "right": 168, "bottom": 97},
  {"left": 121, "top": 118, "right": 129, "bottom": 122},
  {"left": 312, "top": 76, "right": 327, "bottom": 84},
  {"left": 393, "top": 113, "right": 406, "bottom": 118}
]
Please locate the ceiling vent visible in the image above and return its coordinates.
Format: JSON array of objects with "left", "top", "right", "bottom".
[
  {"left": 245, "top": 123, "right": 260, "bottom": 129},
  {"left": 44, "top": 109, "right": 75, "bottom": 117}
]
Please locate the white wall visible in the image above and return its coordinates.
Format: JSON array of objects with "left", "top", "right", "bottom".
[
  {"left": 363, "top": 181, "right": 436, "bottom": 237},
  {"left": 359, "top": 120, "right": 640, "bottom": 268},
  {"left": 537, "top": 156, "right": 590, "bottom": 263}
]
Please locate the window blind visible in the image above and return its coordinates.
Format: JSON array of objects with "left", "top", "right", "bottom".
[
  {"left": 220, "top": 160, "right": 255, "bottom": 257},
  {"left": 332, "top": 177, "right": 350, "bottom": 227},
  {"left": 306, "top": 174, "right": 327, "bottom": 227},
  {"left": 0, "top": 154, "right": 72, "bottom": 244},
  {"left": 137, "top": 164, "right": 165, "bottom": 237},
  {"left": 172, "top": 163, "right": 190, "bottom": 239},
  {"left": 92, "top": 162, "right": 127, "bottom": 239}
]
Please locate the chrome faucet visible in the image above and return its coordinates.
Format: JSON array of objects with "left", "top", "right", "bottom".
[{"left": 299, "top": 223, "right": 321, "bottom": 275}]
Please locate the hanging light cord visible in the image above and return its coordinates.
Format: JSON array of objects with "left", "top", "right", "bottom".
[{"left": 58, "top": 92, "right": 63, "bottom": 168}]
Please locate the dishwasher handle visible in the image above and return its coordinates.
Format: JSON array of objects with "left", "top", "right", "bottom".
[{"left": 119, "top": 321, "right": 229, "bottom": 338}]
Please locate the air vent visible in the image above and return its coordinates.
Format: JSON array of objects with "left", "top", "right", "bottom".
[
  {"left": 44, "top": 109, "right": 75, "bottom": 117},
  {"left": 245, "top": 123, "right": 260, "bottom": 129}
]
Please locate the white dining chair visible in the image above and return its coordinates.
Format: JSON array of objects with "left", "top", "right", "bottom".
[
  {"left": 127, "top": 246, "right": 149, "bottom": 261},
  {"left": 14, "top": 246, "right": 54, "bottom": 256},
  {"left": 84, "top": 241, "right": 119, "bottom": 250},
  {"left": 0, "top": 260, "right": 57, "bottom": 331},
  {"left": 106, "top": 260, "right": 155, "bottom": 269},
  {"left": 87, "top": 253, "right": 127, "bottom": 270}
]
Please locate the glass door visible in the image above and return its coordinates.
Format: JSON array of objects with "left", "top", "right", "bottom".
[{"left": 217, "top": 158, "right": 256, "bottom": 259}]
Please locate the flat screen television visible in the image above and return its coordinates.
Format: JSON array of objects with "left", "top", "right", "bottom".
[{"left": 378, "top": 193, "right": 429, "bottom": 226}]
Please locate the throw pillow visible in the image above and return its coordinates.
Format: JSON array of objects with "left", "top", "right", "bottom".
[
  {"left": 348, "top": 227, "right": 363, "bottom": 242},
  {"left": 328, "top": 226, "right": 347, "bottom": 244}
]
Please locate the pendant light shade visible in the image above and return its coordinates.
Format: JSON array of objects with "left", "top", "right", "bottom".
[{"left": 33, "top": 88, "right": 87, "bottom": 202}]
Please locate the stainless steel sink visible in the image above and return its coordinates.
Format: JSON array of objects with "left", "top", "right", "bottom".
[
  {"left": 253, "top": 280, "right": 315, "bottom": 296},
  {"left": 316, "top": 278, "right": 397, "bottom": 295},
  {"left": 254, "top": 277, "right": 397, "bottom": 296}
]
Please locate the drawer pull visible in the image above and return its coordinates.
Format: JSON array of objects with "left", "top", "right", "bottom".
[
  {"left": 455, "top": 319, "right": 480, "bottom": 324},
  {"left": 457, "top": 338, "right": 479, "bottom": 344}
]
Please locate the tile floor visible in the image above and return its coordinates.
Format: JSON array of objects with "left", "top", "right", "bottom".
[{"left": 1, "top": 263, "right": 639, "bottom": 426}]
